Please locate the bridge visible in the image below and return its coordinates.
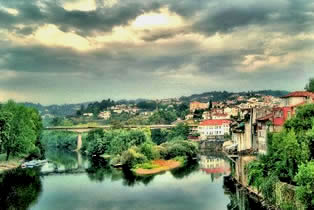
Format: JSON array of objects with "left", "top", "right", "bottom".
[
  {"left": 44, "top": 125, "right": 177, "bottom": 151},
  {"left": 44, "top": 125, "right": 176, "bottom": 132}
]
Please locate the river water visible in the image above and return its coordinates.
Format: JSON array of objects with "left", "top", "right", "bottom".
[{"left": 0, "top": 150, "right": 266, "bottom": 210}]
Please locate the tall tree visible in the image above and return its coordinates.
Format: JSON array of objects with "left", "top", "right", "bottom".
[
  {"left": 0, "top": 101, "right": 43, "bottom": 160},
  {"left": 304, "top": 77, "right": 314, "bottom": 92}
]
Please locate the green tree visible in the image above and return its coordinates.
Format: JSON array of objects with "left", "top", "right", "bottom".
[
  {"left": 304, "top": 77, "right": 314, "bottom": 92},
  {"left": 0, "top": 101, "right": 43, "bottom": 160},
  {"left": 167, "top": 123, "right": 190, "bottom": 141},
  {"left": 295, "top": 160, "right": 314, "bottom": 209}
]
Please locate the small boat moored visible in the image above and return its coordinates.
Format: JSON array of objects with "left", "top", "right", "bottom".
[{"left": 21, "top": 160, "right": 48, "bottom": 168}]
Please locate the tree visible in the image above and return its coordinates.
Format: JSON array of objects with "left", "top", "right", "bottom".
[
  {"left": 304, "top": 77, "right": 314, "bottom": 92},
  {"left": 0, "top": 101, "right": 43, "bottom": 160},
  {"left": 0, "top": 111, "right": 13, "bottom": 154},
  {"left": 209, "top": 100, "right": 213, "bottom": 110},
  {"left": 167, "top": 123, "right": 190, "bottom": 140}
]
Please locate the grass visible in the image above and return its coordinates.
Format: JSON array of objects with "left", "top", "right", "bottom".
[
  {"left": 100, "top": 154, "right": 111, "bottom": 159},
  {"left": 135, "top": 161, "right": 159, "bottom": 170},
  {"left": 172, "top": 156, "right": 186, "bottom": 165},
  {"left": 133, "top": 159, "right": 182, "bottom": 175}
]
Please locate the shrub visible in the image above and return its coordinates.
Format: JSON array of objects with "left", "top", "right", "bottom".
[
  {"left": 87, "top": 135, "right": 108, "bottom": 156},
  {"left": 161, "top": 140, "right": 198, "bottom": 160},
  {"left": 140, "top": 143, "right": 159, "bottom": 160},
  {"left": 120, "top": 148, "right": 147, "bottom": 168},
  {"left": 295, "top": 160, "right": 314, "bottom": 209}
]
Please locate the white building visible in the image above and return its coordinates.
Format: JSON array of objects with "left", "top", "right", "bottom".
[
  {"left": 198, "top": 119, "right": 231, "bottom": 140},
  {"left": 98, "top": 111, "right": 111, "bottom": 120},
  {"left": 83, "top": 113, "right": 93, "bottom": 117}
]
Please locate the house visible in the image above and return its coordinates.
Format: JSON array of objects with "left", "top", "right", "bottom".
[
  {"left": 98, "top": 111, "right": 111, "bottom": 120},
  {"left": 189, "top": 101, "right": 209, "bottom": 112},
  {"left": 280, "top": 91, "right": 314, "bottom": 107},
  {"left": 185, "top": 114, "right": 194, "bottom": 120},
  {"left": 229, "top": 108, "right": 257, "bottom": 153},
  {"left": 83, "top": 113, "right": 93, "bottom": 117},
  {"left": 212, "top": 112, "right": 230, "bottom": 120},
  {"left": 198, "top": 119, "right": 231, "bottom": 140},
  {"left": 202, "top": 111, "right": 211, "bottom": 120},
  {"left": 254, "top": 92, "right": 314, "bottom": 154}
]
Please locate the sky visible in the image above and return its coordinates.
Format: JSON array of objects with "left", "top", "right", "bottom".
[{"left": 0, "top": 0, "right": 313, "bottom": 105}]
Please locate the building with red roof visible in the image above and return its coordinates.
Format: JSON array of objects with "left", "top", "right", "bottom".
[
  {"left": 280, "top": 91, "right": 314, "bottom": 107},
  {"left": 256, "top": 91, "right": 313, "bottom": 154}
]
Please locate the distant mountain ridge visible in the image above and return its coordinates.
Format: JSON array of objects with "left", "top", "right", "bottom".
[{"left": 179, "top": 90, "right": 290, "bottom": 103}]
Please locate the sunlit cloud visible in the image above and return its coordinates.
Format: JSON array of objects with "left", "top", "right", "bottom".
[
  {"left": 1, "top": 7, "right": 19, "bottom": 16},
  {"left": 62, "top": 0, "right": 97, "bottom": 11},
  {"left": 103, "top": 0, "right": 119, "bottom": 8},
  {"left": 8, "top": 24, "right": 92, "bottom": 51},
  {"left": 131, "top": 8, "right": 184, "bottom": 30}
]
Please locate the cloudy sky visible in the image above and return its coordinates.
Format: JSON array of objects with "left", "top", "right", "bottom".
[{"left": 0, "top": 0, "right": 313, "bottom": 104}]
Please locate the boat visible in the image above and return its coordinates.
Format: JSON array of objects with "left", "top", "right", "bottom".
[{"left": 21, "top": 160, "right": 48, "bottom": 168}]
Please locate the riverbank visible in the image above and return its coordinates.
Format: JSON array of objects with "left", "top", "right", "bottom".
[
  {"left": 0, "top": 160, "right": 22, "bottom": 173},
  {"left": 134, "top": 159, "right": 181, "bottom": 175}
]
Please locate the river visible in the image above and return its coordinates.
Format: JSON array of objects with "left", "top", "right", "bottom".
[{"left": 0, "top": 150, "right": 266, "bottom": 210}]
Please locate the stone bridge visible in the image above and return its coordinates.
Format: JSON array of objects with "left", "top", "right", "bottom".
[{"left": 44, "top": 125, "right": 177, "bottom": 151}]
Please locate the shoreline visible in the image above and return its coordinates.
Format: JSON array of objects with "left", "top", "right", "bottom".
[
  {"left": 0, "top": 160, "right": 22, "bottom": 174},
  {"left": 134, "top": 160, "right": 182, "bottom": 175}
]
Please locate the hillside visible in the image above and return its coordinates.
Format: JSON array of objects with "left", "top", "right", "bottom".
[{"left": 179, "top": 90, "right": 289, "bottom": 103}]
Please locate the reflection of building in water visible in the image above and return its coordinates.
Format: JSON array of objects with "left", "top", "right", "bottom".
[{"left": 199, "top": 156, "right": 230, "bottom": 180}]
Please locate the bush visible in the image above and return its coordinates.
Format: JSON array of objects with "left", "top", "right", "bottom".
[
  {"left": 140, "top": 143, "right": 159, "bottom": 160},
  {"left": 87, "top": 135, "right": 108, "bottom": 156},
  {"left": 41, "top": 131, "right": 77, "bottom": 150},
  {"left": 161, "top": 140, "right": 198, "bottom": 160},
  {"left": 295, "top": 160, "right": 314, "bottom": 209},
  {"left": 120, "top": 148, "right": 147, "bottom": 168}
]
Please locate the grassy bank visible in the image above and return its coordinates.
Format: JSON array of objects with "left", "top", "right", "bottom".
[{"left": 134, "top": 159, "right": 182, "bottom": 175}]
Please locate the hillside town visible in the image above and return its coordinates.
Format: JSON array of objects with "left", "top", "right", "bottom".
[{"left": 186, "top": 91, "right": 314, "bottom": 155}]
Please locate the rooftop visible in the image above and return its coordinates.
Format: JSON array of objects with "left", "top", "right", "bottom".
[
  {"left": 199, "top": 119, "right": 231, "bottom": 126},
  {"left": 281, "top": 91, "right": 314, "bottom": 98}
]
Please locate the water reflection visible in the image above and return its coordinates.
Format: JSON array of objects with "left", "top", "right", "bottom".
[
  {"left": 0, "top": 168, "right": 42, "bottom": 210},
  {"left": 223, "top": 176, "right": 267, "bottom": 210},
  {"left": 199, "top": 152, "right": 231, "bottom": 182},
  {"left": 0, "top": 150, "right": 266, "bottom": 210}
]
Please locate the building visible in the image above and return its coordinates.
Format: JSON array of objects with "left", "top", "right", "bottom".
[
  {"left": 212, "top": 112, "right": 230, "bottom": 120},
  {"left": 280, "top": 91, "right": 314, "bottom": 107},
  {"left": 254, "top": 91, "right": 314, "bottom": 154},
  {"left": 189, "top": 101, "right": 209, "bottom": 112},
  {"left": 198, "top": 119, "right": 231, "bottom": 140},
  {"left": 202, "top": 111, "right": 211, "bottom": 120},
  {"left": 83, "top": 113, "right": 93, "bottom": 117},
  {"left": 98, "top": 111, "right": 111, "bottom": 120},
  {"left": 256, "top": 113, "right": 273, "bottom": 154},
  {"left": 185, "top": 114, "right": 194, "bottom": 120}
]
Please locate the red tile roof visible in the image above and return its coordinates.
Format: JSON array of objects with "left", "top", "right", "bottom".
[
  {"left": 199, "top": 119, "right": 231, "bottom": 126},
  {"left": 281, "top": 91, "right": 314, "bottom": 98}
]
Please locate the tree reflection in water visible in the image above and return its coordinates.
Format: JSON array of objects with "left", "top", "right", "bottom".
[
  {"left": 86, "top": 157, "right": 200, "bottom": 186},
  {"left": 0, "top": 168, "right": 42, "bottom": 210},
  {"left": 86, "top": 157, "right": 157, "bottom": 186}
]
